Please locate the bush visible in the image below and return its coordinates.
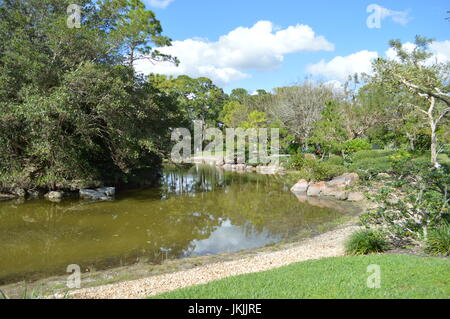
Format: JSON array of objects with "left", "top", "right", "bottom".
[
  {"left": 341, "top": 139, "right": 371, "bottom": 154},
  {"left": 309, "top": 163, "right": 345, "bottom": 181},
  {"left": 351, "top": 149, "right": 396, "bottom": 162},
  {"left": 287, "top": 152, "right": 315, "bottom": 170},
  {"left": 288, "top": 152, "right": 345, "bottom": 181},
  {"left": 424, "top": 225, "right": 450, "bottom": 256},
  {"left": 324, "top": 155, "right": 344, "bottom": 166},
  {"left": 361, "top": 163, "right": 449, "bottom": 243},
  {"left": 345, "top": 229, "right": 389, "bottom": 255},
  {"left": 348, "top": 157, "right": 392, "bottom": 179}
]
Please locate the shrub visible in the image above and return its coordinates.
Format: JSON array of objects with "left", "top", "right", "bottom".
[
  {"left": 324, "top": 155, "right": 344, "bottom": 166},
  {"left": 424, "top": 225, "right": 450, "bottom": 256},
  {"left": 287, "top": 152, "right": 315, "bottom": 170},
  {"left": 361, "top": 164, "right": 449, "bottom": 243},
  {"left": 345, "top": 229, "right": 389, "bottom": 255},
  {"left": 309, "top": 163, "right": 345, "bottom": 181},
  {"left": 341, "top": 139, "right": 371, "bottom": 154},
  {"left": 348, "top": 157, "right": 392, "bottom": 179},
  {"left": 351, "top": 149, "right": 396, "bottom": 162},
  {"left": 288, "top": 151, "right": 346, "bottom": 181}
]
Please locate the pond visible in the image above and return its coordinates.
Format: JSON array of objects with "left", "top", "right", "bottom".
[{"left": 0, "top": 165, "right": 353, "bottom": 285}]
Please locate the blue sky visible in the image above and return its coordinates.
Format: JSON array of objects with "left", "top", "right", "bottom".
[{"left": 139, "top": 0, "right": 450, "bottom": 93}]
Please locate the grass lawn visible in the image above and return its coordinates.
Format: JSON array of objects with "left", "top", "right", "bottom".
[{"left": 153, "top": 255, "right": 450, "bottom": 299}]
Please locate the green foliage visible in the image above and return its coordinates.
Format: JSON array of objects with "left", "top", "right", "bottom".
[
  {"left": 0, "top": 0, "right": 180, "bottom": 191},
  {"left": 287, "top": 152, "right": 345, "bottom": 181},
  {"left": 346, "top": 149, "right": 397, "bottom": 179},
  {"left": 150, "top": 74, "right": 227, "bottom": 125},
  {"left": 324, "top": 155, "right": 344, "bottom": 166},
  {"left": 341, "top": 139, "right": 372, "bottom": 154},
  {"left": 361, "top": 162, "right": 449, "bottom": 243},
  {"left": 309, "top": 101, "right": 348, "bottom": 154},
  {"left": 351, "top": 150, "right": 396, "bottom": 162},
  {"left": 345, "top": 230, "right": 389, "bottom": 255},
  {"left": 348, "top": 158, "right": 392, "bottom": 179},
  {"left": 287, "top": 152, "right": 313, "bottom": 170},
  {"left": 424, "top": 224, "right": 450, "bottom": 256},
  {"left": 242, "top": 110, "right": 267, "bottom": 128}
]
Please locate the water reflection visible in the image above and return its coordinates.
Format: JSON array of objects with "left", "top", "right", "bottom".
[{"left": 0, "top": 165, "right": 346, "bottom": 284}]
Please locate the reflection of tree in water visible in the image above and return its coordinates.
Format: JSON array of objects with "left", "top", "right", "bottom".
[
  {"left": 0, "top": 165, "right": 341, "bottom": 284},
  {"left": 162, "top": 164, "right": 227, "bottom": 195}
]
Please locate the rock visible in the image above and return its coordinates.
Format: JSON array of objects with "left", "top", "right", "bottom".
[
  {"left": 290, "top": 179, "right": 309, "bottom": 193},
  {"left": 347, "top": 191, "right": 365, "bottom": 201},
  {"left": 245, "top": 165, "right": 255, "bottom": 172},
  {"left": 307, "top": 181, "right": 327, "bottom": 197},
  {"left": 222, "top": 164, "right": 233, "bottom": 171},
  {"left": 326, "top": 173, "right": 359, "bottom": 189},
  {"left": 96, "top": 187, "right": 115, "bottom": 197},
  {"left": 257, "top": 166, "right": 279, "bottom": 174},
  {"left": 235, "top": 164, "right": 246, "bottom": 171},
  {"left": 79, "top": 187, "right": 115, "bottom": 200},
  {"left": 377, "top": 172, "right": 390, "bottom": 179},
  {"left": 0, "top": 193, "right": 16, "bottom": 200},
  {"left": 27, "top": 189, "right": 43, "bottom": 198},
  {"left": 332, "top": 190, "right": 349, "bottom": 200},
  {"left": 45, "top": 191, "right": 64, "bottom": 201},
  {"left": 322, "top": 187, "right": 349, "bottom": 200},
  {"left": 12, "top": 188, "right": 26, "bottom": 197}
]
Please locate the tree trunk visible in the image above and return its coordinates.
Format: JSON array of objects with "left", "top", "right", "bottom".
[
  {"left": 430, "top": 120, "right": 438, "bottom": 168},
  {"left": 406, "top": 133, "right": 415, "bottom": 151}
]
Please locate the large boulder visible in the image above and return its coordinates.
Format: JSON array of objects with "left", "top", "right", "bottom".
[
  {"left": 290, "top": 179, "right": 309, "bottom": 193},
  {"left": 0, "top": 193, "right": 16, "bottom": 200},
  {"left": 307, "top": 181, "right": 327, "bottom": 197},
  {"left": 80, "top": 187, "right": 115, "bottom": 200},
  {"left": 347, "top": 191, "right": 365, "bottom": 201},
  {"left": 45, "top": 191, "right": 64, "bottom": 201},
  {"left": 326, "top": 173, "right": 359, "bottom": 189},
  {"left": 261, "top": 165, "right": 282, "bottom": 174},
  {"left": 12, "top": 188, "right": 26, "bottom": 197},
  {"left": 322, "top": 187, "right": 349, "bottom": 200}
]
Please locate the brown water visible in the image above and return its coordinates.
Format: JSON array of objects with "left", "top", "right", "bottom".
[{"left": 0, "top": 165, "right": 349, "bottom": 284}]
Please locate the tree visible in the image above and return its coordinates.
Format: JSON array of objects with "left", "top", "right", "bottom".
[
  {"left": 0, "top": 0, "right": 178, "bottom": 190},
  {"left": 372, "top": 36, "right": 450, "bottom": 167},
  {"left": 269, "top": 82, "right": 335, "bottom": 145},
  {"left": 100, "top": 0, "right": 178, "bottom": 67},
  {"left": 309, "top": 101, "right": 348, "bottom": 156},
  {"left": 150, "top": 74, "right": 227, "bottom": 125},
  {"left": 229, "top": 88, "right": 249, "bottom": 103},
  {"left": 340, "top": 77, "right": 392, "bottom": 140},
  {"left": 221, "top": 101, "right": 250, "bottom": 128}
]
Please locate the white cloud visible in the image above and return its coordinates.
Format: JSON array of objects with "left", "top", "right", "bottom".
[
  {"left": 308, "top": 40, "right": 450, "bottom": 83},
  {"left": 306, "top": 50, "right": 379, "bottom": 81},
  {"left": 147, "top": 0, "right": 174, "bottom": 9},
  {"left": 430, "top": 40, "right": 450, "bottom": 63},
  {"left": 385, "top": 40, "right": 450, "bottom": 64},
  {"left": 368, "top": 4, "right": 412, "bottom": 26},
  {"left": 135, "top": 20, "right": 334, "bottom": 85},
  {"left": 324, "top": 80, "right": 345, "bottom": 93}
]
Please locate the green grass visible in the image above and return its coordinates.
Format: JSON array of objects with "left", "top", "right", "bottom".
[{"left": 152, "top": 255, "right": 450, "bottom": 299}]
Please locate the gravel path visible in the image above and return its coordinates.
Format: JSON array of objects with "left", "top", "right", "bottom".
[{"left": 70, "top": 223, "right": 358, "bottom": 299}]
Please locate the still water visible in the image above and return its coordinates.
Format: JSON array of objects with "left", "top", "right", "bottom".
[{"left": 0, "top": 165, "right": 349, "bottom": 284}]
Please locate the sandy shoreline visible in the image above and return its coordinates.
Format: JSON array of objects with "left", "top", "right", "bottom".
[{"left": 69, "top": 222, "right": 359, "bottom": 299}]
